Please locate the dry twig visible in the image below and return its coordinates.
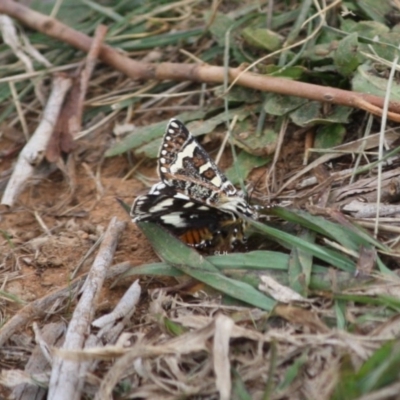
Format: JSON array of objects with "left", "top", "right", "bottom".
[
  {"left": 47, "top": 217, "right": 126, "bottom": 400},
  {"left": 1, "top": 74, "right": 72, "bottom": 207},
  {"left": 46, "top": 24, "right": 108, "bottom": 162}
]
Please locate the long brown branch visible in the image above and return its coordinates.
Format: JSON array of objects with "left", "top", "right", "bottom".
[{"left": 1, "top": 0, "right": 400, "bottom": 119}]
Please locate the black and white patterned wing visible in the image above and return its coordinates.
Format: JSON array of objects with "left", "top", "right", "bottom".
[
  {"left": 131, "top": 183, "right": 244, "bottom": 249},
  {"left": 158, "top": 119, "right": 236, "bottom": 200}
]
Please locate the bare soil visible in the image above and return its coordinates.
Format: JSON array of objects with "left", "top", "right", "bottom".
[{"left": 0, "top": 132, "right": 160, "bottom": 326}]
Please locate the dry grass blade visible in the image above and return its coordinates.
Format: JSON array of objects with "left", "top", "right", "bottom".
[{"left": 213, "top": 315, "right": 234, "bottom": 400}]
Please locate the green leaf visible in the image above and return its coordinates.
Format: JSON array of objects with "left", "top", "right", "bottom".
[
  {"left": 371, "top": 32, "right": 400, "bottom": 62},
  {"left": 272, "top": 208, "right": 389, "bottom": 253},
  {"left": 214, "top": 86, "right": 261, "bottom": 104},
  {"left": 290, "top": 102, "right": 353, "bottom": 127},
  {"left": 288, "top": 230, "right": 315, "bottom": 296},
  {"left": 230, "top": 116, "right": 277, "bottom": 155},
  {"left": 105, "top": 110, "right": 208, "bottom": 157},
  {"left": 352, "top": 64, "right": 400, "bottom": 102},
  {"left": 314, "top": 123, "right": 346, "bottom": 149},
  {"left": 333, "top": 340, "right": 400, "bottom": 398},
  {"left": 0, "top": 290, "right": 25, "bottom": 305},
  {"left": 289, "top": 101, "right": 321, "bottom": 126},
  {"left": 263, "top": 65, "right": 306, "bottom": 79},
  {"left": 122, "top": 254, "right": 373, "bottom": 293},
  {"left": 334, "top": 32, "right": 360, "bottom": 76},
  {"left": 241, "top": 27, "right": 283, "bottom": 51},
  {"left": 264, "top": 94, "right": 308, "bottom": 116},
  {"left": 247, "top": 217, "right": 356, "bottom": 272},
  {"left": 355, "top": 0, "right": 392, "bottom": 24},
  {"left": 334, "top": 299, "right": 347, "bottom": 329},
  {"left": 225, "top": 151, "right": 270, "bottom": 185},
  {"left": 349, "top": 20, "right": 389, "bottom": 38},
  {"left": 163, "top": 318, "right": 188, "bottom": 336},
  {"left": 357, "top": 341, "right": 400, "bottom": 392},
  {"left": 137, "top": 222, "right": 276, "bottom": 311},
  {"left": 277, "top": 353, "right": 308, "bottom": 391},
  {"left": 118, "top": 28, "right": 203, "bottom": 50},
  {"left": 232, "top": 368, "right": 252, "bottom": 400},
  {"left": 204, "top": 12, "right": 235, "bottom": 46},
  {"left": 30, "top": 0, "right": 92, "bottom": 27}
]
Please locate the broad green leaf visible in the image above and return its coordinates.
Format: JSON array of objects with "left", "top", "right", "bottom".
[
  {"left": 369, "top": 32, "right": 400, "bottom": 62},
  {"left": 289, "top": 101, "right": 321, "bottom": 126},
  {"left": 353, "top": 64, "right": 400, "bottom": 102},
  {"left": 241, "top": 27, "right": 283, "bottom": 51},
  {"left": 314, "top": 123, "right": 346, "bottom": 149},
  {"left": 231, "top": 117, "right": 277, "bottom": 155},
  {"left": 291, "top": 102, "right": 353, "bottom": 126},
  {"left": 264, "top": 94, "right": 307, "bottom": 116},
  {"left": 204, "top": 12, "right": 235, "bottom": 46},
  {"left": 225, "top": 151, "right": 270, "bottom": 185},
  {"left": 349, "top": 20, "right": 390, "bottom": 37},
  {"left": 214, "top": 86, "right": 261, "bottom": 104},
  {"left": 334, "top": 32, "right": 360, "bottom": 76}
]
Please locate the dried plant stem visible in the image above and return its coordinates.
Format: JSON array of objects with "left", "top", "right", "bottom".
[
  {"left": 47, "top": 217, "right": 126, "bottom": 400},
  {"left": 0, "top": 74, "right": 72, "bottom": 207},
  {"left": 71, "top": 24, "right": 108, "bottom": 138},
  {"left": 2, "top": 0, "right": 400, "bottom": 118}
]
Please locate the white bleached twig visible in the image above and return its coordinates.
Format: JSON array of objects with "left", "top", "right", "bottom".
[
  {"left": 1, "top": 74, "right": 72, "bottom": 206},
  {"left": 93, "top": 279, "right": 141, "bottom": 343},
  {"left": 47, "top": 217, "right": 126, "bottom": 400}
]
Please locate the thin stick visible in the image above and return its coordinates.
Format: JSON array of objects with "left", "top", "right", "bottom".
[
  {"left": 47, "top": 217, "right": 126, "bottom": 400},
  {"left": 71, "top": 24, "right": 108, "bottom": 137},
  {"left": 215, "top": 115, "right": 237, "bottom": 165},
  {"left": 374, "top": 55, "right": 398, "bottom": 237},
  {"left": 9, "top": 81, "right": 29, "bottom": 141}
]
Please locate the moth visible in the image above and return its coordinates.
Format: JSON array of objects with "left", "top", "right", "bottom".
[{"left": 131, "top": 119, "right": 257, "bottom": 252}]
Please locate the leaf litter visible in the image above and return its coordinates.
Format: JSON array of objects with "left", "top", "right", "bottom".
[{"left": 1, "top": 0, "right": 400, "bottom": 399}]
